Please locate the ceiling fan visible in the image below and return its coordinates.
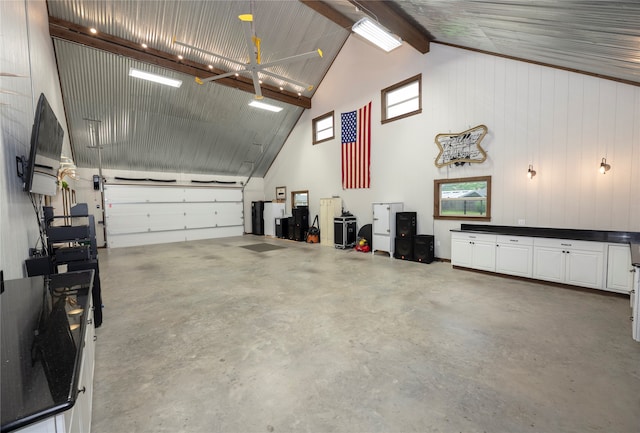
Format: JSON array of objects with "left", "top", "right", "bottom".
[{"left": 174, "top": 12, "right": 323, "bottom": 100}]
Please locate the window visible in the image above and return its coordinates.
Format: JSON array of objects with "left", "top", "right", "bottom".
[
  {"left": 312, "top": 111, "right": 334, "bottom": 144},
  {"left": 434, "top": 176, "right": 491, "bottom": 221},
  {"left": 381, "top": 74, "right": 421, "bottom": 123},
  {"left": 291, "top": 190, "right": 308, "bottom": 208}
]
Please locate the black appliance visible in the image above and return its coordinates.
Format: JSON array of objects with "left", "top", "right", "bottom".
[
  {"left": 292, "top": 207, "right": 309, "bottom": 241},
  {"left": 251, "top": 201, "right": 265, "bottom": 235},
  {"left": 275, "top": 217, "right": 289, "bottom": 239},
  {"left": 413, "top": 235, "right": 435, "bottom": 263}
]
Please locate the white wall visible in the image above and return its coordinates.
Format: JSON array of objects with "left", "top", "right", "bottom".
[
  {"left": 0, "top": 0, "right": 72, "bottom": 278},
  {"left": 264, "top": 36, "right": 640, "bottom": 259}
]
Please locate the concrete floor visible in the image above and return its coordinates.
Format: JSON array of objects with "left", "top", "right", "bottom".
[{"left": 92, "top": 235, "right": 640, "bottom": 433}]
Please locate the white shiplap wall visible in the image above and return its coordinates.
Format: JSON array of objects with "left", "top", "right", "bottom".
[
  {"left": 264, "top": 37, "right": 640, "bottom": 260},
  {"left": 0, "top": 0, "right": 72, "bottom": 278}
]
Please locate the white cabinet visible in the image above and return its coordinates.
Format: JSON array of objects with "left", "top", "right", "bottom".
[
  {"left": 495, "top": 235, "right": 534, "bottom": 278},
  {"left": 533, "top": 238, "right": 605, "bottom": 289},
  {"left": 320, "top": 197, "right": 341, "bottom": 246},
  {"left": 451, "top": 232, "right": 496, "bottom": 272},
  {"left": 372, "top": 202, "right": 403, "bottom": 256},
  {"left": 606, "top": 244, "right": 633, "bottom": 294},
  {"left": 263, "top": 202, "right": 285, "bottom": 237}
]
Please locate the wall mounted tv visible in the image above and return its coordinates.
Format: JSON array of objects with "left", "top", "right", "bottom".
[{"left": 22, "top": 93, "right": 64, "bottom": 196}]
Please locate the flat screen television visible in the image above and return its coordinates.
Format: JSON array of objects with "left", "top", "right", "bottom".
[{"left": 23, "top": 93, "right": 64, "bottom": 196}]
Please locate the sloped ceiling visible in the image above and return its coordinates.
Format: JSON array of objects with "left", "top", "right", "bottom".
[{"left": 47, "top": 0, "right": 640, "bottom": 178}]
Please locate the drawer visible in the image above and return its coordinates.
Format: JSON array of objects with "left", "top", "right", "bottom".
[
  {"left": 496, "top": 235, "right": 534, "bottom": 246},
  {"left": 452, "top": 232, "right": 496, "bottom": 243},
  {"left": 533, "top": 238, "right": 605, "bottom": 252}
]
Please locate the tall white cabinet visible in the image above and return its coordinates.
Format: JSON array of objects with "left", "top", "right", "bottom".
[
  {"left": 263, "top": 202, "right": 285, "bottom": 237},
  {"left": 320, "top": 197, "right": 342, "bottom": 246},
  {"left": 372, "top": 202, "right": 403, "bottom": 256}
]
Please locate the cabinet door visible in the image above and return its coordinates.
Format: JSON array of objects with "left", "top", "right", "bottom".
[
  {"left": 372, "top": 204, "right": 390, "bottom": 235},
  {"left": 496, "top": 243, "right": 533, "bottom": 277},
  {"left": 533, "top": 246, "right": 565, "bottom": 283},
  {"left": 606, "top": 244, "right": 633, "bottom": 293},
  {"left": 565, "top": 248, "right": 604, "bottom": 289},
  {"left": 451, "top": 236, "right": 473, "bottom": 267},
  {"left": 472, "top": 241, "right": 496, "bottom": 272}
]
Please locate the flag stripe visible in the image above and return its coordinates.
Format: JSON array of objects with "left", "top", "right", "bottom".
[{"left": 341, "top": 101, "right": 371, "bottom": 189}]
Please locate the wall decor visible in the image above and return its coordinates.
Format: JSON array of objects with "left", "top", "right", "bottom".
[{"left": 434, "top": 124, "right": 488, "bottom": 168}]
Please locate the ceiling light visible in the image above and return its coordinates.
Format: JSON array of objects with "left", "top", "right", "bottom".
[
  {"left": 89, "top": 27, "right": 97, "bottom": 34},
  {"left": 141, "top": 43, "right": 148, "bottom": 49},
  {"left": 249, "top": 100, "right": 283, "bottom": 112},
  {"left": 208, "top": 65, "right": 213, "bottom": 69},
  {"left": 599, "top": 157, "right": 611, "bottom": 174},
  {"left": 129, "top": 68, "right": 182, "bottom": 88},
  {"left": 279, "top": 86, "right": 284, "bottom": 91},
  {"left": 352, "top": 17, "right": 402, "bottom": 52},
  {"left": 177, "top": 54, "right": 184, "bottom": 60},
  {"left": 527, "top": 164, "right": 536, "bottom": 179},
  {"left": 235, "top": 72, "right": 239, "bottom": 77}
]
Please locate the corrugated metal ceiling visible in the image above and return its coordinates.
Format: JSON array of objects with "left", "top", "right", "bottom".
[
  {"left": 48, "top": 0, "right": 349, "bottom": 177},
  {"left": 47, "top": 0, "right": 640, "bottom": 178}
]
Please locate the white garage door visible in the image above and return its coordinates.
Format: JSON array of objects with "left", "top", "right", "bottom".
[{"left": 104, "top": 184, "right": 244, "bottom": 248}]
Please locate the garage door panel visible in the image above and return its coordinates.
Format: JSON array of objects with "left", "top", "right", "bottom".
[
  {"left": 185, "top": 226, "right": 243, "bottom": 241},
  {"left": 215, "top": 202, "right": 244, "bottom": 226},
  {"left": 183, "top": 187, "right": 242, "bottom": 202},
  {"left": 104, "top": 185, "right": 243, "bottom": 248}
]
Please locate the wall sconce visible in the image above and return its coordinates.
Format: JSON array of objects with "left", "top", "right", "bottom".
[
  {"left": 527, "top": 164, "right": 536, "bottom": 179},
  {"left": 599, "top": 157, "right": 611, "bottom": 174}
]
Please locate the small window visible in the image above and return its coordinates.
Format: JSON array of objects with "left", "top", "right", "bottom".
[
  {"left": 291, "top": 190, "right": 309, "bottom": 208},
  {"left": 312, "top": 111, "right": 334, "bottom": 144},
  {"left": 381, "top": 74, "right": 421, "bottom": 124},
  {"left": 434, "top": 176, "right": 491, "bottom": 221}
]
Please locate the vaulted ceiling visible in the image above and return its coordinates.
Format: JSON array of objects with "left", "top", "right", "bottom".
[{"left": 47, "top": 0, "right": 640, "bottom": 179}]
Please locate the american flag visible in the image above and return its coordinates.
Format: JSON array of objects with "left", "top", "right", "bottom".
[{"left": 341, "top": 101, "right": 371, "bottom": 189}]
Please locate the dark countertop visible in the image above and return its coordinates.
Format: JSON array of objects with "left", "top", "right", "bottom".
[
  {"left": 1, "top": 270, "right": 94, "bottom": 433},
  {"left": 452, "top": 224, "right": 640, "bottom": 266},
  {"left": 453, "top": 224, "right": 640, "bottom": 243}
]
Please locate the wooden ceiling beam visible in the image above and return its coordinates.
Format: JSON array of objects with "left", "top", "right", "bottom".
[
  {"left": 299, "top": 0, "right": 354, "bottom": 29},
  {"left": 300, "top": 1, "right": 431, "bottom": 54},
  {"left": 48, "top": 16, "right": 311, "bottom": 109},
  {"left": 347, "top": 1, "right": 431, "bottom": 54}
]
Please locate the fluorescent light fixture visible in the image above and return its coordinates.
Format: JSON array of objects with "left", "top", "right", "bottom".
[
  {"left": 249, "top": 100, "right": 283, "bottom": 112},
  {"left": 128, "top": 68, "right": 182, "bottom": 88},
  {"left": 352, "top": 17, "right": 402, "bottom": 52}
]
